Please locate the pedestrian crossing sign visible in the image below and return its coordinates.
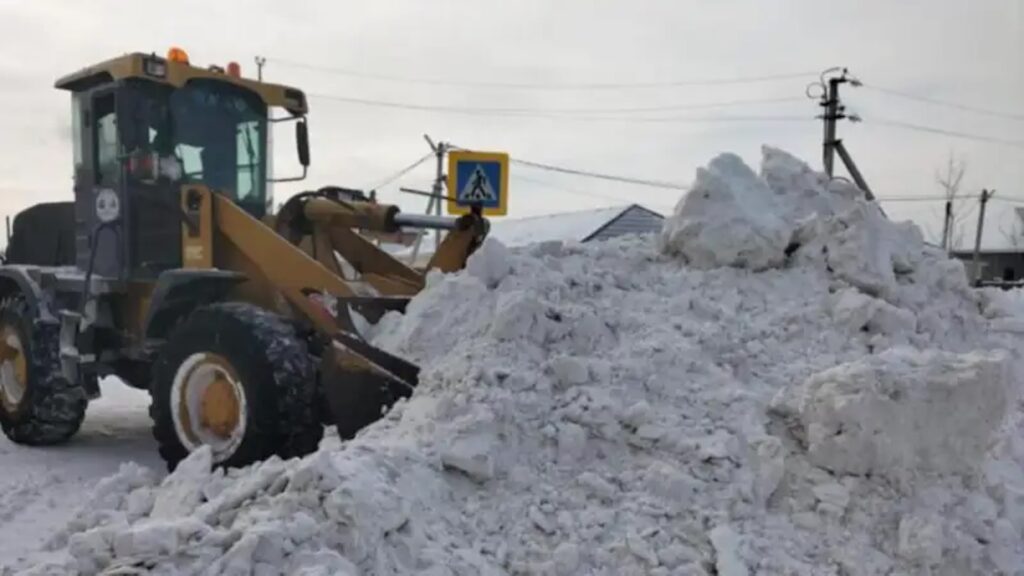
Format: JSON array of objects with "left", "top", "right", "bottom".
[{"left": 446, "top": 150, "right": 509, "bottom": 216}]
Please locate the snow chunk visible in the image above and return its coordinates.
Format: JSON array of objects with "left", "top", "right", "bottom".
[
  {"left": 552, "top": 541, "right": 581, "bottom": 575},
  {"left": 896, "top": 513, "right": 944, "bottom": 565},
  {"left": 774, "top": 348, "right": 1015, "bottom": 483},
  {"left": 660, "top": 153, "right": 792, "bottom": 270},
  {"left": 440, "top": 408, "right": 499, "bottom": 482},
  {"left": 750, "top": 436, "right": 786, "bottom": 505},
  {"left": 659, "top": 146, "right": 868, "bottom": 273},
  {"left": 830, "top": 288, "right": 917, "bottom": 338},
  {"left": 151, "top": 445, "right": 212, "bottom": 519},
  {"left": 465, "top": 238, "right": 513, "bottom": 289},
  {"left": 577, "top": 471, "right": 617, "bottom": 501},
  {"left": 709, "top": 524, "right": 749, "bottom": 576},
  {"left": 760, "top": 146, "right": 860, "bottom": 220},
  {"left": 441, "top": 438, "right": 497, "bottom": 482},
  {"left": 556, "top": 422, "right": 588, "bottom": 464},
  {"left": 111, "top": 518, "right": 207, "bottom": 559},
  {"left": 797, "top": 202, "right": 926, "bottom": 299},
  {"left": 549, "top": 355, "right": 589, "bottom": 387},
  {"left": 489, "top": 290, "right": 549, "bottom": 343},
  {"left": 812, "top": 481, "right": 850, "bottom": 515}
]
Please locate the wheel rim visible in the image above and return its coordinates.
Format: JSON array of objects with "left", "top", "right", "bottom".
[
  {"left": 170, "top": 352, "right": 247, "bottom": 462},
  {"left": 0, "top": 326, "right": 27, "bottom": 413}
]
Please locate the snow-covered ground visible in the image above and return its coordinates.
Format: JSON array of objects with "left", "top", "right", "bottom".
[
  {"left": 992, "top": 287, "right": 1024, "bottom": 317},
  {"left": 0, "top": 379, "right": 158, "bottom": 570},
  {"left": 6, "top": 147, "right": 1024, "bottom": 575}
]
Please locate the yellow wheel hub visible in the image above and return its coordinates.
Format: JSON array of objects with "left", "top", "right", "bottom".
[
  {"left": 171, "top": 352, "right": 247, "bottom": 461},
  {"left": 0, "top": 326, "right": 27, "bottom": 413},
  {"left": 199, "top": 373, "right": 241, "bottom": 438}
]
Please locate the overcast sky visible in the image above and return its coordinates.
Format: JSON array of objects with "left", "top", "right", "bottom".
[{"left": 1, "top": 0, "right": 1021, "bottom": 247}]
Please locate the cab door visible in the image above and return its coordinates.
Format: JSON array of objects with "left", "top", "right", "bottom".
[
  {"left": 73, "top": 87, "right": 125, "bottom": 279},
  {"left": 118, "top": 82, "right": 182, "bottom": 279}
]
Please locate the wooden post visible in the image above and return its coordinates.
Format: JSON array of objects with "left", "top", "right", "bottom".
[{"left": 972, "top": 189, "right": 993, "bottom": 284}]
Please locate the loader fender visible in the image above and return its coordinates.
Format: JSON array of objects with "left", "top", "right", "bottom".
[
  {"left": 144, "top": 269, "right": 247, "bottom": 341},
  {"left": 0, "top": 267, "right": 53, "bottom": 322}
]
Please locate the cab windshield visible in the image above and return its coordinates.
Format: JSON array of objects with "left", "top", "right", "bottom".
[{"left": 125, "top": 79, "right": 268, "bottom": 216}]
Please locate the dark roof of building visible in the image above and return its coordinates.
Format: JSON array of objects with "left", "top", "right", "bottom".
[{"left": 950, "top": 249, "right": 1024, "bottom": 256}]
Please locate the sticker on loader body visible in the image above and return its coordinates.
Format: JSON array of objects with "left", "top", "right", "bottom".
[{"left": 447, "top": 151, "right": 509, "bottom": 216}]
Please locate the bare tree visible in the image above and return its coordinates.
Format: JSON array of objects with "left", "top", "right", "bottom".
[
  {"left": 1001, "top": 207, "right": 1024, "bottom": 248},
  {"left": 935, "top": 152, "right": 970, "bottom": 251}
]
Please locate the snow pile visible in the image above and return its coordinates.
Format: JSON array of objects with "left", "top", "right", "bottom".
[
  {"left": 659, "top": 152, "right": 794, "bottom": 270},
  {"left": 15, "top": 147, "right": 1024, "bottom": 576},
  {"left": 983, "top": 287, "right": 1024, "bottom": 335},
  {"left": 659, "top": 147, "right": 862, "bottom": 271}
]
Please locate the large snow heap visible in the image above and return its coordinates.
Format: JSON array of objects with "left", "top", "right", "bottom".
[{"left": 17, "top": 147, "right": 1024, "bottom": 576}]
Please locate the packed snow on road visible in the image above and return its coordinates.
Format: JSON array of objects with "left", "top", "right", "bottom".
[
  {"left": 0, "top": 381, "right": 159, "bottom": 570},
  {"left": 6, "top": 147, "right": 1024, "bottom": 575}
]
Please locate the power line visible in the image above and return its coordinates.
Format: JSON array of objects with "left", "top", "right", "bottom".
[
  {"left": 957, "top": 199, "right": 979, "bottom": 224},
  {"left": 512, "top": 173, "right": 672, "bottom": 209},
  {"left": 878, "top": 194, "right": 989, "bottom": 202},
  {"left": 365, "top": 152, "right": 434, "bottom": 191},
  {"left": 510, "top": 157, "right": 689, "bottom": 191},
  {"left": 859, "top": 83, "right": 1024, "bottom": 122},
  {"left": 541, "top": 96, "right": 806, "bottom": 114},
  {"left": 307, "top": 93, "right": 812, "bottom": 124},
  {"left": 875, "top": 196, "right": 952, "bottom": 203},
  {"left": 307, "top": 93, "right": 532, "bottom": 116},
  {"left": 865, "top": 118, "right": 1024, "bottom": 150},
  {"left": 576, "top": 114, "right": 814, "bottom": 124},
  {"left": 451, "top": 142, "right": 687, "bottom": 191},
  {"left": 875, "top": 194, "right": 1024, "bottom": 205},
  {"left": 268, "top": 57, "right": 817, "bottom": 90}
]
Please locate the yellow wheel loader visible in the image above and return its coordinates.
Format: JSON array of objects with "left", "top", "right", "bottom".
[{"left": 0, "top": 49, "right": 488, "bottom": 469}]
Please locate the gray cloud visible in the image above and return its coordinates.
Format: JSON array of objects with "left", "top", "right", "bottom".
[{"left": 0, "top": 0, "right": 1020, "bottom": 246}]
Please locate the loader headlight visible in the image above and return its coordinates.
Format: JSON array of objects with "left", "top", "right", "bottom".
[{"left": 95, "top": 189, "right": 120, "bottom": 223}]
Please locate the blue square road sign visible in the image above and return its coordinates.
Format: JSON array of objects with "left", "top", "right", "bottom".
[{"left": 446, "top": 151, "right": 509, "bottom": 216}]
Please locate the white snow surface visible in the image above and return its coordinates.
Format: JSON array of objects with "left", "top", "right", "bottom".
[
  {"left": 0, "top": 379, "right": 157, "bottom": 572},
  {"left": 485, "top": 206, "right": 632, "bottom": 248},
  {"left": 15, "top": 147, "right": 1024, "bottom": 576},
  {"left": 771, "top": 348, "right": 1014, "bottom": 485},
  {"left": 389, "top": 205, "right": 639, "bottom": 262},
  {"left": 984, "top": 288, "right": 1024, "bottom": 335},
  {"left": 659, "top": 147, "right": 864, "bottom": 272}
]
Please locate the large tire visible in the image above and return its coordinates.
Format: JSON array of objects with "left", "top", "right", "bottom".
[
  {"left": 0, "top": 297, "right": 87, "bottom": 445},
  {"left": 150, "top": 302, "right": 323, "bottom": 470}
]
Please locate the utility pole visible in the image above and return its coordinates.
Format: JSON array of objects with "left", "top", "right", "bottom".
[
  {"left": 255, "top": 56, "right": 266, "bottom": 81},
  {"left": 405, "top": 135, "right": 446, "bottom": 267},
  {"left": 941, "top": 199, "right": 952, "bottom": 253},
  {"left": 972, "top": 189, "right": 994, "bottom": 285},
  {"left": 423, "top": 135, "right": 448, "bottom": 251},
  {"left": 817, "top": 69, "right": 875, "bottom": 201},
  {"left": 822, "top": 77, "right": 840, "bottom": 178}
]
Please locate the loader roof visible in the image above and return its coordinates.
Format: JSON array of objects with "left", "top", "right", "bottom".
[{"left": 54, "top": 52, "right": 308, "bottom": 115}]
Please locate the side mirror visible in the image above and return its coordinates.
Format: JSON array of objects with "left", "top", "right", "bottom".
[
  {"left": 269, "top": 115, "right": 309, "bottom": 183},
  {"left": 296, "top": 120, "right": 310, "bottom": 167}
]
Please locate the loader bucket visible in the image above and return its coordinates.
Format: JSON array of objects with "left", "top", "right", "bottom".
[
  {"left": 296, "top": 290, "right": 421, "bottom": 436},
  {"left": 322, "top": 330, "right": 419, "bottom": 438},
  {"left": 300, "top": 290, "right": 410, "bottom": 326},
  {"left": 343, "top": 296, "right": 410, "bottom": 324}
]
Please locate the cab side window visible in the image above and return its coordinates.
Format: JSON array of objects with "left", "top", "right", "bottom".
[
  {"left": 71, "top": 95, "right": 84, "bottom": 171},
  {"left": 236, "top": 121, "right": 260, "bottom": 201},
  {"left": 94, "top": 94, "right": 119, "bottom": 186}
]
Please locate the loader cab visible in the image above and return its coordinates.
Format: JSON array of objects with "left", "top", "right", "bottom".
[
  {"left": 90, "top": 78, "right": 272, "bottom": 215},
  {"left": 55, "top": 50, "right": 309, "bottom": 281}
]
